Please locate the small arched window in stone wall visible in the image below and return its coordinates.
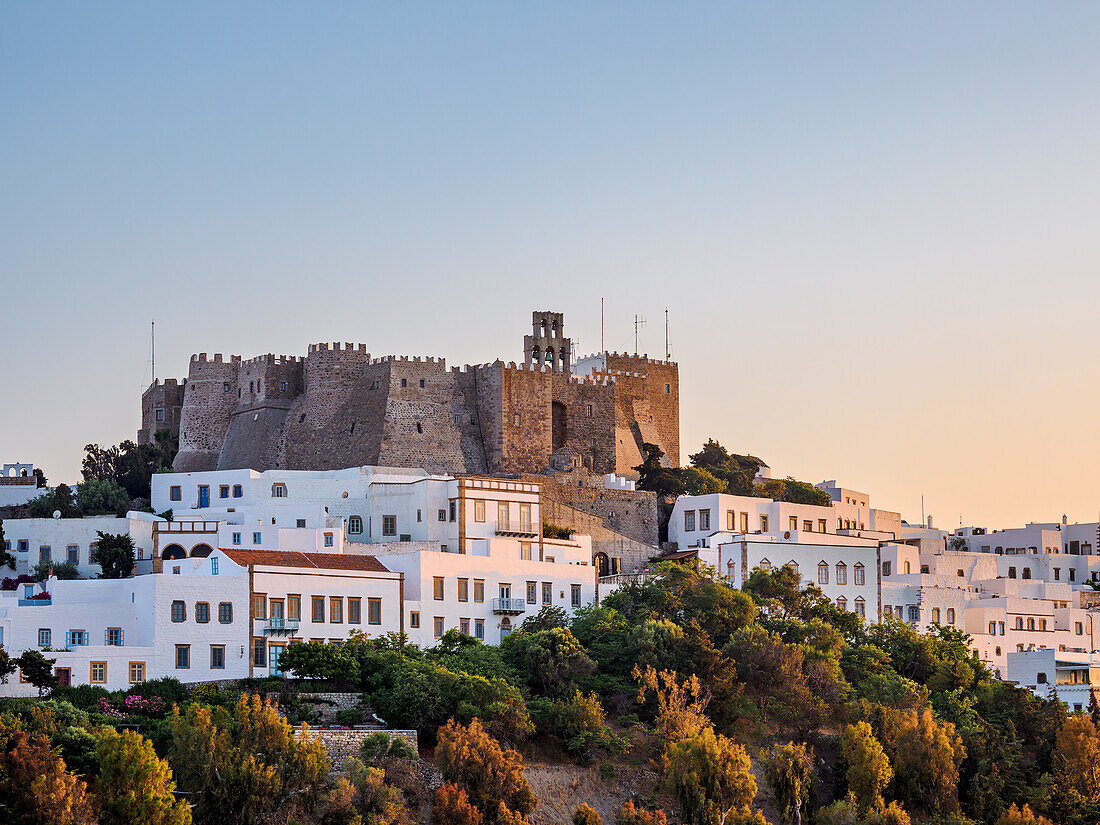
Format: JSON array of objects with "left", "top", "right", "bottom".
[{"left": 348, "top": 516, "right": 363, "bottom": 534}]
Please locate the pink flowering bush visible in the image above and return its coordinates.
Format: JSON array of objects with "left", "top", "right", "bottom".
[
  {"left": 98, "top": 697, "right": 127, "bottom": 719},
  {"left": 98, "top": 693, "right": 166, "bottom": 719}
]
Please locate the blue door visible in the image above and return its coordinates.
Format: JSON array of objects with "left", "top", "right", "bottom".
[{"left": 198, "top": 486, "right": 209, "bottom": 508}]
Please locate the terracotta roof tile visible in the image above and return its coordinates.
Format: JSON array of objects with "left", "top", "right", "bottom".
[{"left": 220, "top": 549, "right": 391, "bottom": 573}]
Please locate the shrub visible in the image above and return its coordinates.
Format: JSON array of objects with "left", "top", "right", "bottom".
[
  {"left": 336, "top": 707, "right": 365, "bottom": 727},
  {"left": 189, "top": 682, "right": 220, "bottom": 704},
  {"left": 574, "top": 803, "right": 603, "bottom": 825}
]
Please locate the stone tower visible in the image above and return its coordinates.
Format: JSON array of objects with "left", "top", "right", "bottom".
[{"left": 523, "top": 311, "right": 571, "bottom": 374}]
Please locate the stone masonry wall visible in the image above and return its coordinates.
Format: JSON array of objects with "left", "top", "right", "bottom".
[
  {"left": 524, "top": 473, "right": 659, "bottom": 546},
  {"left": 138, "top": 379, "right": 186, "bottom": 445},
  {"left": 168, "top": 334, "right": 679, "bottom": 480},
  {"left": 294, "top": 728, "right": 419, "bottom": 766}
]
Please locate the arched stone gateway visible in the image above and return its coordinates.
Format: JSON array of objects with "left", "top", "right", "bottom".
[
  {"left": 594, "top": 552, "right": 610, "bottom": 577},
  {"left": 190, "top": 543, "right": 214, "bottom": 558}
]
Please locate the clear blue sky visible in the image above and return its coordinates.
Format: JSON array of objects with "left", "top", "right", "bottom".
[{"left": 3, "top": 3, "right": 1100, "bottom": 528}]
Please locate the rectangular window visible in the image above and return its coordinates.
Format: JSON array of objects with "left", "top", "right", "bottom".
[
  {"left": 855, "top": 600, "right": 865, "bottom": 619},
  {"left": 458, "top": 578, "right": 469, "bottom": 602},
  {"left": 175, "top": 645, "right": 190, "bottom": 669},
  {"left": 684, "top": 511, "right": 695, "bottom": 531},
  {"left": 760, "top": 515, "right": 769, "bottom": 532},
  {"left": 67, "top": 630, "right": 88, "bottom": 647},
  {"left": 129, "top": 662, "right": 146, "bottom": 684},
  {"left": 699, "top": 510, "right": 710, "bottom": 531},
  {"left": 252, "top": 595, "right": 266, "bottom": 621},
  {"left": 324, "top": 533, "right": 334, "bottom": 547},
  {"left": 210, "top": 645, "right": 225, "bottom": 669},
  {"left": 219, "top": 603, "right": 233, "bottom": 624},
  {"left": 220, "top": 485, "right": 230, "bottom": 498},
  {"left": 526, "top": 582, "right": 537, "bottom": 604},
  {"left": 519, "top": 503, "right": 532, "bottom": 532},
  {"left": 198, "top": 485, "right": 209, "bottom": 507},
  {"left": 410, "top": 611, "right": 420, "bottom": 628},
  {"left": 854, "top": 566, "right": 865, "bottom": 586},
  {"left": 155, "top": 408, "right": 164, "bottom": 422},
  {"left": 438, "top": 509, "right": 447, "bottom": 522},
  {"left": 819, "top": 565, "right": 829, "bottom": 585},
  {"left": 460, "top": 618, "right": 470, "bottom": 635},
  {"left": 106, "top": 627, "right": 123, "bottom": 646},
  {"left": 498, "top": 502, "right": 509, "bottom": 530},
  {"left": 474, "top": 500, "right": 486, "bottom": 522},
  {"left": 434, "top": 617, "right": 444, "bottom": 639},
  {"left": 348, "top": 597, "right": 361, "bottom": 624},
  {"left": 253, "top": 532, "right": 262, "bottom": 545},
  {"left": 171, "top": 601, "right": 186, "bottom": 622},
  {"left": 196, "top": 602, "right": 210, "bottom": 623},
  {"left": 571, "top": 584, "right": 582, "bottom": 607},
  {"left": 434, "top": 577, "right": 445, "bottom": 600},
  {"left": 170, "top": 486, "right": 181, "bottom": 501},
  {"left": 727, "top": 510, "right": 735, "bottom": 531},
  {"left": 819, "top": 519, "right": 828, "bottom": 532},
  {"left": 741, "top": 512, "right": 749, "bottom": 532},
  {"left": 233, "top": 485, "right": 243, "bottom": 498},
  {"left": 382, "top": 516, "right": 397, "bottom": 537},
  {"left": 211, "top": 557, "right": 219, "bottom": 575},
  {"left": 312, "top": 596, "right": 325, "bottom": 622},
  {"left": 39, "top": 545, "right": 50, "bottom": 564},
  {"left": 17, "top": 539, "right": 28, "bottom": 554},
  {"left": 330, "top": 598, "right": 343, "bottom": 623},
  {"left": 90, "top": 662, "right": 107, "bottom": 684},
  {"left": 449, "top": 500, "right": 458, "bottom": 522},
  {"left": 253, "top": 638, "right": 266, "bottom": 667},
  {"left": 368, "top": 597, "right": 382, "bottom": 625},
  {"left": 232, "top": 532, "right": 241, "bottom": 545},
  {"left": 67, "top": 545, "right": 79, "bottom": 565},
  {"left": 296, "top": 518, "right": 306, "bottom": 528},
  {"left": 474, "top": 579, "right": 485, "bottom": 603},
  {"left": 520, "top": 542, "right": 532, "bottom": 561},
  {"left": 474, "top": 619, "right": 484, "bottom": 639},
  {"left": 882, "top": 562, "right": 891, "bottom": 577},
  {"left": 542, "top": 582, "right": 552, "bottom": 604}
]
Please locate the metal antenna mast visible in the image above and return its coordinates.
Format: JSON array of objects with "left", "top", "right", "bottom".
[
  {"left": 665, "top": 308, "right": 671, "bottom": 360},
  {"left": 601, "top": 298, "right": 605, "bottom": 355},
  {"left": 151, "top": 320, "right": 155, "bottom": 383},
  {"left": 634, "top": 314, "right": 646, "bottom": 354}
]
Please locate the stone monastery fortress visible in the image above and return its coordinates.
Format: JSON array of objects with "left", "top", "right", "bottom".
[{"left": 141, "top": 311, "right": 680, "bottom": 481}]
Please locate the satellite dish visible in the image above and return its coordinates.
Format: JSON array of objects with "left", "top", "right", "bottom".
[{"left": 53, "top": 510, "right": 61, "bottom": 519}]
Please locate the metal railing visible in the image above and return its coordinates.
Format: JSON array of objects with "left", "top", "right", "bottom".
[
  {"left": 491, "top": 598, "right": 526, "bottom": 615},
  {"left": 263, "top": 618, "right": 300, "bottom": 634}
]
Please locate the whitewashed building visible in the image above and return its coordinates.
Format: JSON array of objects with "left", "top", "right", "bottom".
[
  {"left": 0, "top": 463, "right": 42, "bottom": 509},
  {"left": 1, "top": 512, "right": 164, "bottom": 577},
  {"left": 1006, "top": 648, "right": 1099, "bottom": 711},
  {"left": 0, "top": 557, "right": 249, "bottom": 696}
]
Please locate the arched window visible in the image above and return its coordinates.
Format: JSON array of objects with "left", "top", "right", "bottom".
[
  {"left": 347, "top": 516, "right": 363, "bottom": 534},
  {"left": 836, "top": 596, "right": 847, "bottom": 611},
  {"left": 531, "top": 346, "right": 540, "bottom": 363},
  {"left": 818, "top": 561, "right": 829, "bottom": 585},
  {"left": 836, "top": 562, "right": 847, "bottom": 585},
  {"left": 854, "top": 597, "right": 865, "bottom": 618},
  {"left": 1022, "top": 568, "right": 1032, "bottom": 579},
  {"left": 544, "top": 347, "right": 555, "bottom": 364},
  {"left": 947, "top": 608, "right": 956, "bottom": 624},
  {"left": 853, "top": 563, "right": 865, "bottom": 586},
  {"left": 272, "top": 483, "right": 287, "bottom": 498}
]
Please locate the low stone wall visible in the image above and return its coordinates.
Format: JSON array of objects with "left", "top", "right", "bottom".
[
  {"left": 295, "top": 727, "right": 419, "bottom": 767},
  {"left": 266, "top": 691, "right": 364, "bottom": 723}
]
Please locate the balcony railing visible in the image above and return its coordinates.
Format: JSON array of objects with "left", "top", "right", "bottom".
[
  {"left": 18, "top": 598, "right": 51, "bottom": 606},
  {"left": 263, "top": 618, "right": 300, "bottom": 635},
  {"left": 491, "top": 598, "right": 527, "bottom": 615}
]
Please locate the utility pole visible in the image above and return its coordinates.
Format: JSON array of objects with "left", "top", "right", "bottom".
[{"left": 634, "top": 314, "right": 646, "bottom": 354}]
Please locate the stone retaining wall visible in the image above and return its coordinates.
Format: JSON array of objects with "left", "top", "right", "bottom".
[{"left": 295, "top": 728, "right": 419, "bottom": 767}]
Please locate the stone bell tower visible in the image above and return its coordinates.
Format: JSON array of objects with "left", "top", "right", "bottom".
[{"left": 523, "top": 310, "right": 571, "bottom": 374}]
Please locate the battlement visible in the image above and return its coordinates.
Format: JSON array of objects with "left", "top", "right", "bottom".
[
  {"left": 241, "top": 353, "right": 304, "bottom": 366},
  {"left": 605, "top": 351, "right": 678, "bottom": 367},
  {"left": 371, "top": 355, "right": 447, "bottom": 366},
  {"left": 191, "top": 353, "right": 242, "bottom": 364},
  {"left": 308, "top": 342, "right": 369, "bottom": 354},
  {"left": 149, "top": 378, "right": 182, "bottom": 388}
]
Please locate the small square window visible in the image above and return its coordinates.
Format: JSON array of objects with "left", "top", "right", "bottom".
[
  {"left": 211, "top": 645, "right": 225, "bottom": 669},
  {"left": 106, "top": 627, "right": 124, "bottom": 646},
  {"left": 324, "top": 533, "right": 334, "bottom": 547},
  {"left": 220, "top": 485, "right": 230, "bottom": 499},
  {"left": 219, "top": 603, "right": 233, "bottom": 623},
  {"left": 419, "top": 378, "right": 426, "bottom": 388},
  {"left": 252, "top": 532, "right": 262, "bottom": 545},
  {"left": 175, "top": 645, "right": 190, "bottom": 669},
  {"left": 38, "top": 628, "right": 51, "bottom": 647},
  {"left": 171, "top": 601, "right": 186, "bottom": 622},
  {"left": 232, "top": 484, "right": 243, "bottom": 498},
  {"left": 90, "top": 662, "right": 107, "bottom": 683},
  {"left": 410, "top": 611, "right": 420, "bottom": 628},
  {"left": 170, "top": 486, "right": 182, "bottom": 502},
  {"left": 129, "top": 662, "right": 146, "bottom": 684}
]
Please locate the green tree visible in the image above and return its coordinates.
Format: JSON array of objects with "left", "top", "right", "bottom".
[
  {"left": 633, "top": 443, "right": 683, "bottom": 498},
  {"left": 95, "top": 532, "right": 135, "bottom": 579},
  {"left": 1090, "top": 690, "right": 1100, "bottom": 728},
  {"left": 501, "top": 627, "right": 595, "bottom": 699},
  {"left": 1053, "top": 714, "right": 1100, "bottom": 802},
  {"left": 15, "top": 649, "right": 57, "bottom": 696},
  {"left": 279, "top": 640, "right": 361, "bottom": 683},
  {"left": 841, "top": 722, "right": 892, "bottom": 814},
  {"left": 762, "top": 741, "right": 814, "bottom": 825},
  {"left": 574, "top": 803, "right": 603, "bottom": 825},
  {"left": 680, "top": 467, "right": 727, "bottom": 496},
  {"left": 633, "top": 665, "right": 709, "bottom": 742},
  {"left": 96, "top": 727, "right": 192, "bottom": 825},
  {"left": 879, "top": 708, "right": 966, "bottom": 817},
  {"left": 26, "top": 483, "right": 80, "bottom": 518},
  {"left": 76, "top": 478, "right": 131, "bottom": 516},
  {"left": 0, "top": 715, "right": 97, "bottom": 825},
  {"left": 435, "top": 718, "right": 536, "bottom": 824},
  {"left": 530, "top": 690, "right": 630, "bottom": 764},
  {"left": 616, "top": 801, "right": 669, "bottom": 825},
  {"left": 0, "top": 519, "right": 14, "bottom": 569},
  {"left": 33, "top": 561, "right": 80, "bottom": 581},
  {"left": 168, "top": 694, "right": 331, "bottom": 825},
  {"left": 662, "top": 727, "right": 765, "bottom": 825},
  {"left": 0, "top": 646, "right": 17, "bottom": 683}
]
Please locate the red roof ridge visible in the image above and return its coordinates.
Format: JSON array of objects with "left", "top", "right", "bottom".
[{"left": 220, "top": 548, "right": 390, "bottom": 573}]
